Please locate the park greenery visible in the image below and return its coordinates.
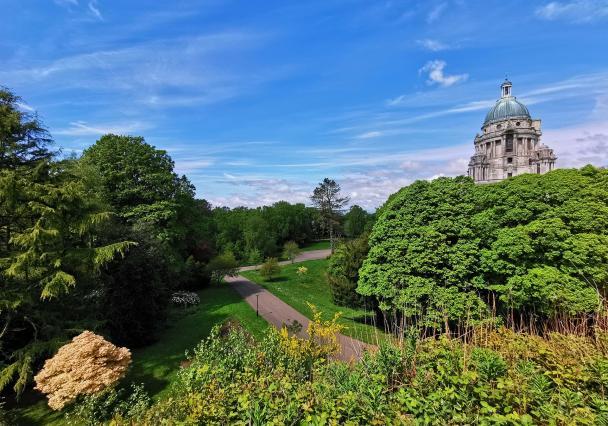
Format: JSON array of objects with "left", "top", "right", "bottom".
[{"left": 3, "top": 85, "right": 608, "bottom": 424}]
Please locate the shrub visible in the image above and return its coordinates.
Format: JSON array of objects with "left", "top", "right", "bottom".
[
  {"left": 170, "top": 291, "right": 200, "bottom": 307},
  {"left": 259, "top": 257, "right": 281, "bottom": 281},
  {"left": 34, "top": 331, "right": 131, "bottom": 410},
  {"left": 296, "top": 266, "right": 308, "bottom": 280},
  {"left": 282, "top": 240, "right": 301, "bottom": 263}
]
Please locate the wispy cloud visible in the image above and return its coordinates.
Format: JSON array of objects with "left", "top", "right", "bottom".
[
  {"left": 427, "top": 2, "right": 448, "bottom": 23},
  {"left": 54, "top": 120, "right": 151, "bottom": 136},
  {"left": 88, "top": 0, "right": 103, "bottom": 21},
  {"left": 419, "top": 60, "right": 468, "bottom": 87},
  {"left": 355, "top": 131, "right": 383, "bottom": 139},
  {"left": 16, "top": 102, "right": 35, "bottom": 112},
  {"left": 535, "top": 0, "right": 608, "bottom": 22},
  {"left": 417, "top": 38, "right": 451, "bottom": 51},
  {"left": 54, "top": 0, "right": 79, "bottom": 7}
]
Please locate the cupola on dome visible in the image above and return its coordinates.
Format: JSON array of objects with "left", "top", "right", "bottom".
[{"left": 483, "top": 79, "right": 531, "bottom": 125}]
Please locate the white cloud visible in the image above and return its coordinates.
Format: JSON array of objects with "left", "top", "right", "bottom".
[
  {"left": 88, "top": 0, "right": 103, "bottom": 21},
  {"left": 54, "top": 120, "right": 151, "bottom": 136},
  {"left": 417, "top": 39, "right": 450, "bottom": 51},
  {"left": 54, "top": 0, "right": 78, "bottom": 7},
  {"left": 420, "top": 60, "right": 468, "bottom": 87},
  {"left": 535, "top": 0, "right": 608, "bottom": 22},
  {"left": 16, "top": 102, "right": 34, "bottom": 112},
  {"left": 355, "top": 131, "right": 382, "bottom": 139},
  {"left": 427, "top": 2, "right": 448, "bottom": 23},
  {"left": 544, "top": 121, "right": 608, "bottom": 168}
]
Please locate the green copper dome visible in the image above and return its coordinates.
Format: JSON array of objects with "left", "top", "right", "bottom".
[
  {"left": 483, "top": 80, "right": 530, "bottom": 125},
  {"left": 484, "top": 96, "right": 530, "bottom": 125}
]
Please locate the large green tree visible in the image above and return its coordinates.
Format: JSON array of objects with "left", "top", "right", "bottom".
[{"left": 359, "top": 168, "right": 608, "bottom": 329}]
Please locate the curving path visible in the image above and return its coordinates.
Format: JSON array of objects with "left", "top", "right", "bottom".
[{"left": 226, "top": 249, "right": 372, "bottom": 361}]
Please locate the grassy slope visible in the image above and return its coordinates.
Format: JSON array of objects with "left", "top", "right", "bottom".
[
  {"left": 241, "top": 259, "right": 389, "bottom": 345},
  {"left": 12, "top": 285, "right": 268, "bottom": 426}
]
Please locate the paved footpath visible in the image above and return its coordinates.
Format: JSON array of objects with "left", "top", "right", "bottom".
[{"left": 226, "top": 249, "right": 372, "bottom": 361}]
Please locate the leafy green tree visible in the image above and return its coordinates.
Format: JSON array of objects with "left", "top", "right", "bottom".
[
  {"left": 326, "top": 234, "right": 371, "bottom": 308},
  {"left": 81, "top": 134, "right": 194, "bottom": 225},
  {"left": 206, "top": 252, "right": 239, "bottom": 285},
  {"left": 343, "top": 205, "right": 371, "bottom": 238},
  {"left": 283, "top": 241, "right": 301, "bottom": 263},
  {"left": 310, "top": 178, "right": 349, "bottom": 253},
  {"left": 259, "top": 257, "right": 281, "bottom": 281},
  {"left": 359, "top": 169, "right": 608, "bottom": 328}
]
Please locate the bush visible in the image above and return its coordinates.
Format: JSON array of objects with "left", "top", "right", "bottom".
[
  {"left": 113, "top": 326, "right": 608, "bottom": 424},
  {"left": 259, "top": 257, "right": 281, "bottom": 281},
  {"left": 282, "top": 240, "right": 301, "bottom": 263},
  {"left": 34, "top": 331, "right": 131, "bottom": 410}
]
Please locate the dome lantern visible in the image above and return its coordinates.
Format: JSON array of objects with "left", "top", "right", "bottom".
[{"left": 501, "top": 78, "right": 512, "bottom": 98}]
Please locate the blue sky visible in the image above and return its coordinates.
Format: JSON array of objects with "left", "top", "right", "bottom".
[{"left": 2, "top": 0, "right": 608, "bottom": 209}]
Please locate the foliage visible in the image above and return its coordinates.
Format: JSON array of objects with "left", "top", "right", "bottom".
[
  {"left": 33, "top": 331, "right": 131, "bottom": 410},
  {"left": 114, "top": 325, "right": 608, "bottom": 425},
  {"left": 310, "top": 178, "right": 349, "bottom": 253},
  {"left": 212, "top": 202, "right": 320, "bottom": 262},
  {"left": 65, "top": 383, "right": 150, "bottom": 426},
  {"left": 98, "top": 231, "right": 170, "bottom": 347},
  {"left": 0, "top": 90, "right": 133, "bottom": 398},
  {"left": 359, "top": 169, "right": 608, "bottom": 328},
  {"left": 206, "top": 252, "right": 239, "bottom": 284},
  {"left": 170, "top": 291, "right": 201, "bottom": 307},
  {"left": 282, "top": 240, "right": 301, "bottom": 263},
  {"left": 296, "top": 266, "right": 308, "bottom": 280},
  {"left": 0, "top": 87, "right": 53, "bottom": 169},
  {"left": 327, "top": 233, "right": 371, "bottom": 308},
  {"left": 343, "top": 204, "right": 374, "bottom": 238},
  {"left": 259, "top": 257, "right": 281, "bottom": 281}
]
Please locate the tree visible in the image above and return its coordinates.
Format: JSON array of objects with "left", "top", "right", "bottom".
[
  {"left": 283, "top": 241, "right": 301, "bottom": 263},
  {"left": 310, "top": 178, "right": 349, "bottom": 253},
  {"left": 326, "top": 234, "right": 371, "bottom": 308},
  {"left": 359, "top": 169, "right": 608, "bottom": 330},
  {"left": 206, "top": 252, "right": 239, "bottom": 285},
  {"left": 81, "top": 134, "right": 194, "bottom": 225},
  {"left": 259, "top": 257, "right": 281, "bottom": 281},
  {"left": 34, "top": 331, "right": 131, "bottom": 410},
  {"left": 343, "top": 205, "right": 370, "bottom": 238},
  {"left": 0, "top": 87, "right": 53, "bottom": 170}
]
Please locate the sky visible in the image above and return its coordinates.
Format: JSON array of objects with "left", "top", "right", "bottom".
[{"left": 1, "top": 0, "right": 608, "bottom": 210}]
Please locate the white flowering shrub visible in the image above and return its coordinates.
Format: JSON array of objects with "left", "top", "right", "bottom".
[{"left": 171, "top": 291, "right": 200, "bottom": 307}]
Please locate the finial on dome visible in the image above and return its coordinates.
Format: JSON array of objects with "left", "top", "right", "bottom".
[{"left": 501, "top": 78, "right": 512, "bottom": 98}]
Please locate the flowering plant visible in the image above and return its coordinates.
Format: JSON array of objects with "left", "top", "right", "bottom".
[{"left": 171, "top": 291, "right": 200, "bottom": 307}]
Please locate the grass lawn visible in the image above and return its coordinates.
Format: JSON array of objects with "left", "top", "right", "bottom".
[
  {"left": 11, "top": 284, "right": 268, "bottom": 426},
  {"left": 301, "top": 240, "right": 330, "bottom": 251},
  {"left": 241, "top": 259, "right": 390, "bottom": 345}
]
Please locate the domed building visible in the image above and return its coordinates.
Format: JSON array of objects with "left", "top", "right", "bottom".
[{"left": 467, "top": 79, "right": 557, "bottom": 183}]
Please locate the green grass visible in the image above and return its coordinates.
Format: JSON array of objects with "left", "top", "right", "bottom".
[
  {"left": 241, "top": 259, "right": 389, "bottom": 345},
  {"left": 301, "top": 240, "right": 331, "bottom": 251},
  {"left": 10, "top": 284, "right": 268, "bottom": 426}
]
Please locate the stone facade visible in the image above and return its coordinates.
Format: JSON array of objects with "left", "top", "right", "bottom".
[{"left": 468, "top": 80, "right": 557, "bottom": 183}]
